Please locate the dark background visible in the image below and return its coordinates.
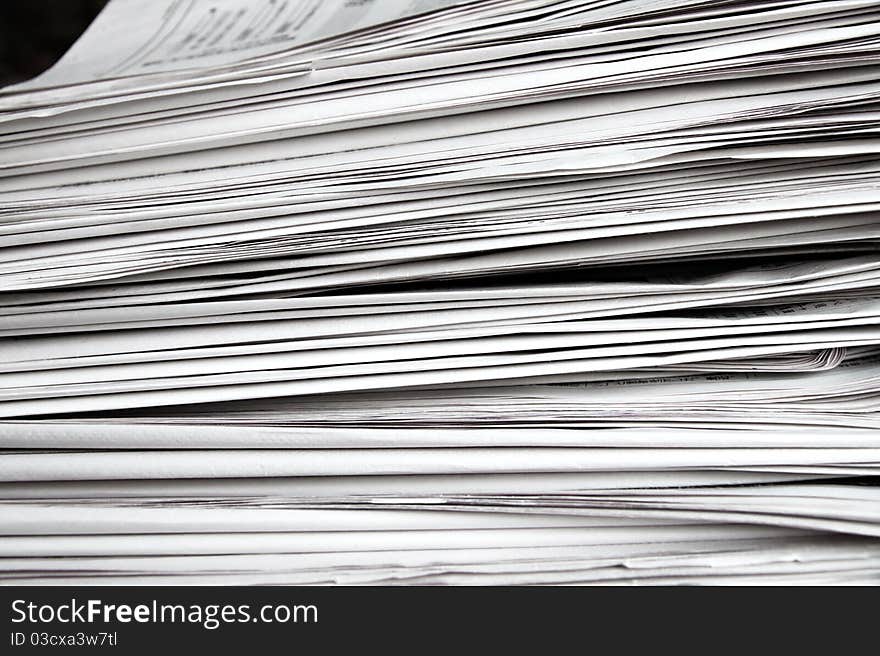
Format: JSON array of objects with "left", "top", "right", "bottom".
[{"left": 0, "top": 0, "right": 108, "bottom": 88}]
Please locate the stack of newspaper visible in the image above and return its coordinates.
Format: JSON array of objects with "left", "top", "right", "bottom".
[{"left": 0, "top": 0, "right": 879, "bottom": 584}]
